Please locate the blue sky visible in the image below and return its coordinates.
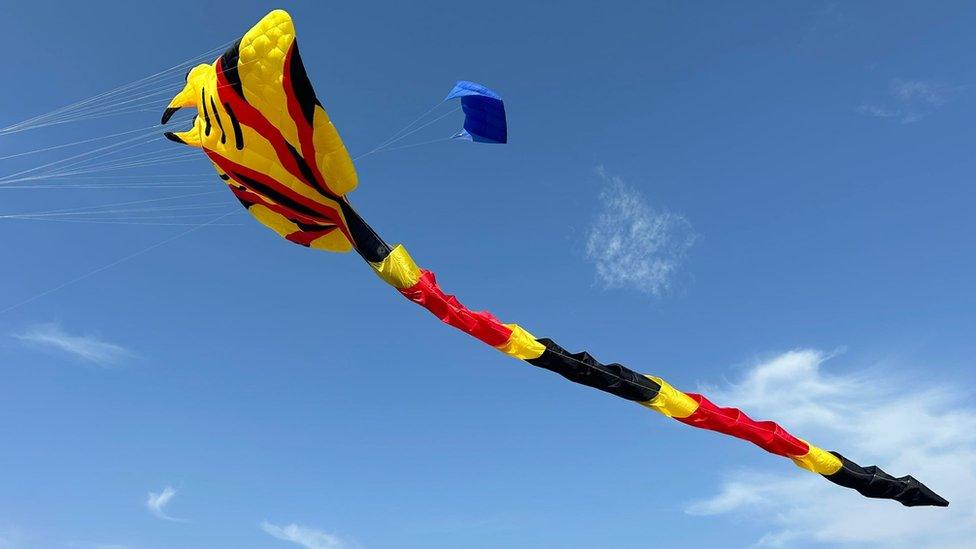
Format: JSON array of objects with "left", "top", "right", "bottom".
[{"left": 1, "top": 1, "right": 974, "bottom": 547}]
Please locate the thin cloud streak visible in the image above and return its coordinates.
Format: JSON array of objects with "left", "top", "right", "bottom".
[
  {"left": 584, "top": 167, "right": 696, "bottom": 296},
  {"left": 686, "top": 349, "right": 976, "bottom": 547},
  {"left": 13, "top": 322, "right": 131, "bottom": 365},
  {"left": 145, "top": 486, "right": 186, "bottom": 522},
  {"left": 857, "top": 78, "right": 964, "bottom": 124},
  {"left": 260, "top": 522, "right": 348, "bottom": 549}
]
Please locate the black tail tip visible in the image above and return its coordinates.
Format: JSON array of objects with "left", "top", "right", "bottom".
[
  {"left": 903, "top": 480, "right": 949, "bottom": 507},
  {"left": 163, "top": 132, "right": 185, "bottom": 144},
  {"left": 824, "top": 452, "right": 949, "bottom": 507}
]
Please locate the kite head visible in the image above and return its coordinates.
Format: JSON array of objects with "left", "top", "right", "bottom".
[
  {"left": 161, "top": 63, "right": 217, "bottom": 148},
  {"left": 160, "top": 10, "right": 362, "bottom": 254}
]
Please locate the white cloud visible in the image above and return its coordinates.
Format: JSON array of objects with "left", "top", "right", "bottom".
[
  {"left": 584, "top": 168, "right": 696, "bottom": 296},
  {"left": 260, "top": 522, "right": 348, "bottom": 549},
  {"left": 686, "top": 350, "right": 976, "bottom": 547},
  {"left": 857, "top": 78, "right": 963, "bottom": 123},
  {"left": 145, "top": 486, "right": 185, "bottom": 522},
  {"left": 890, "top": 78, "right": 952, "bottom": 107},
  {"left": 13, "top": 322, "right": 130, "bottom": 365},
  {"left": 855, "top": 103, "right": 900, "bottom": 120}
]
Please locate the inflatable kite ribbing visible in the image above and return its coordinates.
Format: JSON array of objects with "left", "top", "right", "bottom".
[{"left": 161, "top": 10, "right": 947, "bottom": 507}]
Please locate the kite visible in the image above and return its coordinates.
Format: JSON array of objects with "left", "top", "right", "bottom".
[
  {"left": 445, "top": 81, "right": 508, "bottom": 144},
  {"left": 161, "top": 10, "right": 948, "bottom": 507}
]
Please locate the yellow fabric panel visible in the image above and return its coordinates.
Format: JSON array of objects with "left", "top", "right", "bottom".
[
  {"left": 791, "top": 441, "right": 843, "bottom": 475},
  {"left": 247, "top": 204, "right": 300, "bottom": 238},
  {"left": 165, "top": 65, "right": 213, "bottom": 148},
  {"left": 368, "top": 244, "right": 422, "bottom": 289},
  {"left": 216, "top": 116, "right": 338, "bottom": 208},
  {"left": 496, "top": 324, "right": 546, "bottom": 360},
  {"left": 236, "top": 10, "right": 301, "bottom": 154},
  {"left": 310, "top": 229, "right": 353, "bottom": 252},
  {"left": 639, "top": 375, "right": 699, "bottom": 419},
  {"left": 235, "top": 10, "right": 357, "bottom": 198},
  {"left": 312, "top": 105, "right": 358, "bottom": 196}
]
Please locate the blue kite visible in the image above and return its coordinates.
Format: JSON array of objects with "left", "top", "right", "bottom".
[{"left": 445, "top": 81, "right": 508, "bottom": 144}]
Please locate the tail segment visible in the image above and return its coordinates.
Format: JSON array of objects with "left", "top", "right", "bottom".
[{"left": 367, "top": 241, "right": 948, "bottom": 507}]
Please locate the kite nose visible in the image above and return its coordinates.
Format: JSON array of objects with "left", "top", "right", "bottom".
[{"left": 161, "top": 107, "right": 180, "bottom": 125}]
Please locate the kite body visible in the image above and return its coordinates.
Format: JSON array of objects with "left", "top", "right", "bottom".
[
  {"left": 162, "top": 10, "right": 948, "bottom": 508},
  {"left": 162, "top": 15, "right": 358, "bottom": 252},
  {"left": 445, "top": 81, "right": 508, "bottom": 144}
]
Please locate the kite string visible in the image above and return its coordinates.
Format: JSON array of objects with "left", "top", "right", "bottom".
[
  {"left": 375, "top": 137, "right": 452, "bottom": 153},
  {"left": 0, "top": 47, "right": 274, "bottom": 134},
  {"left": 0, "top": 123, "right": 166, "bottom": 161},
  {"left": 0, "top": 216, "right": 241, "bottom": 226},
  {"left": 0, "top": 189, "right": 224, "bottom": 218},
  {"left": 0, "top": 40, "right": 233, "bottom": 133},
  {"left": 6, "top": 203, "right": 232, "bottom": 219},
  {"left": 0, "top": 131, "right": 165, "bottom": 183},
  {"left": 354, "top": 106, "right": 461, "bottom": 161},
  {"left": 370, "top": 102, "right": 445, "bottom": 149},
  {"left": 377, "top": 106, "right": 460, "bottom": 148},
  {"left": 0, "top": 208, "right": 239, "bottom": 315}
]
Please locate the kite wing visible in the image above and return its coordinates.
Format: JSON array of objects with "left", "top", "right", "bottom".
[
  {"left": 445, "top": 81, "right": 508, "bottom": 144},
  {"left": 162, "top": 10, "right": 948, "bottom": 508}
]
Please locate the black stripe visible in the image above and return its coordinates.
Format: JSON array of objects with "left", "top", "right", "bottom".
[
  {"left": 219, "top": 40, "right": 244, "bottom": 98},
  {"left": 228, "top": 170, "right": 328, "bottom": 221},
  {"left": 824, "top": 452, "right": 948, "bottom": 507},
  {"left": 286, "top": 141, "right": 335, "bottom": 199},
  {"left": 286, "top": 42, "right": 320, "bottom": 125},
  {"left": 223, "top": 102, "right": 244, "bottom": 150},
  {"left": 201, "top": 89, "right": 212, "bottom": 137},
  {"left": 526, "top": 339, "right": 661, "bottom": 402},
  {"left": 210, "top": 96, "right": 226, "bottom": 145}
]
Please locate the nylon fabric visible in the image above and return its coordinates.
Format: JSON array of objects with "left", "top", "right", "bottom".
[
  {"left": 496, "top": 323, "right": 546, "bottom": 360},
  {"left": 368, "top": 244, "right": 422, "bottom": 289},
  {"left": 640, "top": 375, "right": 698, "bottom": 418}
]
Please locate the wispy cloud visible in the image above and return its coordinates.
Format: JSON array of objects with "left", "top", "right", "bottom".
[
  {"left": 857, "top": 78, "right": 965, "bottom": 124},
  {"left": 584, "top": 167, "right": 696, "bottom": 296},
  {"left": 686, "top": 350, "right": 976, "bottom": 547},
  {"left": 260, "top": 522, "right": 348, "bottom": 549},
  {"left": 13, "top": 322, "right": 131, "bottom": 365},
  {"left": 146, "top": 486, "right": 186, "bottom": 522}
]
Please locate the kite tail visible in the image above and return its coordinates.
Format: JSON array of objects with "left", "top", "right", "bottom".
[{"left": 357, "top": 238, "right": 947, "bottom": 507}]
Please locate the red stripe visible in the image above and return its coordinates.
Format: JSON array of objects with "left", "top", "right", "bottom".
[
  {"left": 399, "top": 270, "right": 513, "bottom": 347},
  {"left": 207, "top": 150, "right": 351, "bottom": 243},
  {"left": 286, "top": 229, "right": 338, "bottom": 246},
  {"left": 228, "top": 185, "right": 334, "bottom": 228},
  {"left": 281, "top": 45, "right": 332, "bottom": 195},
  {"left": 215, "top": 58, "right": 310, "bottom": 192},
  {"left": 229, "top": 185, "right": 338, "bottom": 245},
  {"left": 677, "top": 394, "right": 810, "bottom": 457}
]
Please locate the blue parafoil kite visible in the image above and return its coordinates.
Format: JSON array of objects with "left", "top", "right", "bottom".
[{"left": 445, "top": 81, "right": 507, "bottom": 144}]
